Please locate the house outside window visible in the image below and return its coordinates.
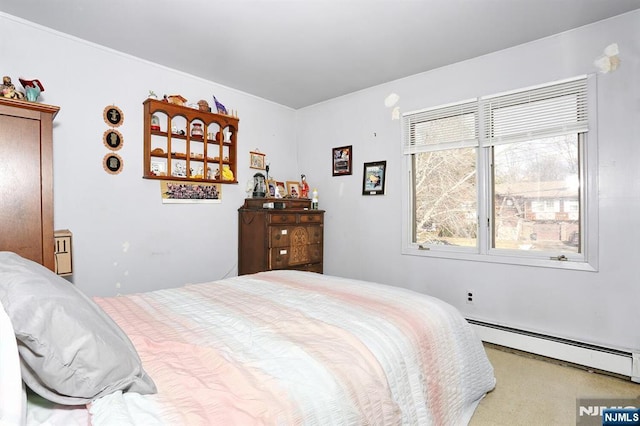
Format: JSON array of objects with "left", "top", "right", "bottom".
[{"left": 402, "top": 76, "right": 598, "bottom": 270}]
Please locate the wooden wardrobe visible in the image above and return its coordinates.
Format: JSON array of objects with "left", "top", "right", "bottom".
[{"left": 0, "top": 98, "right": 60, "bottom": 271}]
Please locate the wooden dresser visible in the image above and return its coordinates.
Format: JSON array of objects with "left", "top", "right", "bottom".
[
  {"left": 238, "top": 198, "right": 324, "bottom": 275},
  {"left": 0, "top": 98, "right": 59, "bottom": 271}
]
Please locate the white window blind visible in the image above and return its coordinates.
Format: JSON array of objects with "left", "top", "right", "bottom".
[
  {"left": 403, "top": 100, "right": 478, "bottom": 154},
  {"left": 481, "top": 76, "right": 588, "bottom": 146}
]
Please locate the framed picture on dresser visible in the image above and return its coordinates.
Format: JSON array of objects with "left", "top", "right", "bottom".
[{"left": 286, "top": 181, "right": 301, "bottom": 198}]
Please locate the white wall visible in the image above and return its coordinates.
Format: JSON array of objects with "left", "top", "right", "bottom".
[
  {"left": 296, "top": 11, "right": 640, "bottom": 353},
  {"left": 0, "top": 13, "right": 298, "bottom": 296}
]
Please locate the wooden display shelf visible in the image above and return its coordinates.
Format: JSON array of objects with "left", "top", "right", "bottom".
[{"left": 143, "top": 98, "right": 238, "bottom": 184}]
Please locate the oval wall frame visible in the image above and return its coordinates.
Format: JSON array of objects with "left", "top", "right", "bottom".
[
  {"left": 103, "top": 153, "right": 124, "bottom": 175},
  {"left": 103, "top": 105, "right": 124, "bottom": 127},
  {"left": 103, "top": 129, "right": 124, "bottom": 151}
]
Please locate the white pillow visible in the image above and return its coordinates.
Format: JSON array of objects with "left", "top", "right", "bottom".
[
  {"left": 0, "top": 301, "right": 26, "bottom": 426},
  {"left": 0, "top": 251, "right": 156, "bottom": 405}
]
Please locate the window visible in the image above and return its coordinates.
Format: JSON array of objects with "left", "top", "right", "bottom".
[{"left": 402, "top": 76, "right": 597, "bottom": 270}]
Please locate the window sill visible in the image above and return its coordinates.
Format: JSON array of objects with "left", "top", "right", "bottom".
[{"left": 401, "top": 246, "right": 598, "bottom": 272}]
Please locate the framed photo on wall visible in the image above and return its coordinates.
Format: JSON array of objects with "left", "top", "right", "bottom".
[
  {"left": 250, "top": 151, "right": 266, "bottom": 169},
  {"left": 332, "top": 145, "right": 352, "bottom": 176},
  {"left": 103, "top": 129, "right": 124, "bottom": 151},
  {"left": 103, "top": 105, "right": 124, "bottom": 127},
  {"left": 103, "top": 153, "right": 124, "bottom": 175},
  {"left": 362, "top": 161, "right": 386, "bottom": 195}
]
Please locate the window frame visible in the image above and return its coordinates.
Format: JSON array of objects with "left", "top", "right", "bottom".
[{"left": 401, "top": 75, "right": 598, "bottom": 271}]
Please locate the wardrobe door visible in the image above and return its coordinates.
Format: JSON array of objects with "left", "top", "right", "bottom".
[
  {"left": 0, "top": 113, "right": 44, "bottom": 264},
  {"left": 0, "top": 100, "right": 57, "bottom": 270}
]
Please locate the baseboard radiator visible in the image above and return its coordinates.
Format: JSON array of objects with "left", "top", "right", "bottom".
[{"left": 467, "top": 319, "right": 640, "bottom": 383}]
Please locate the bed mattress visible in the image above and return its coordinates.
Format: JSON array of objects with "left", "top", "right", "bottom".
[{"left": 89, "top": 270, "right": 495, "bottom": 425}]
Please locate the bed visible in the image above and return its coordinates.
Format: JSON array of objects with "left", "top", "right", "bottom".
[{"left": 0, "top": 251, "right": 495, "bottom": 425}]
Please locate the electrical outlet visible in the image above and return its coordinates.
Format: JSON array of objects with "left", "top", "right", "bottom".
[{"left": 466, "top": 290, "right": 474, "bottom": 304}]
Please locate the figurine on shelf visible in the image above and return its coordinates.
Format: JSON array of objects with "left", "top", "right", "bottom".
[
  {"left": 172, "top": 162, "right": 186, "bottom": 177},
  {"left": 150, "top": 115, "right": 161, "bottom": 131},
  {"left": 191, "top": 123, "right": 203, "bottom": 137},
  {"left": 193, "top": 166, "right": 204, "bottom": 179},
  {"left": 19, "top": 78, "right": 44, "bottom": 102},
  {"left": 213, "top": 95, "right": 228, "bottom": 115},
  {"left": 197, "top": 99, "right": 210, "bottom": 112},
  {"left": 1, "top": 76, "right": 24, "bottom": 99},
  {"left": 300, "top": 174, "right": 310, "bottom": 198},
  {"left": 221, "top": 165, "right": 234, "bottom": 181},
  {"left": 164, "top": 94, "right": 187, "bottom": 106}
]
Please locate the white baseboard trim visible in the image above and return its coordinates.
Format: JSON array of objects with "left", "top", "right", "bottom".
[{"left": 468, "top": 319, "right": 639, "bottom": 382}]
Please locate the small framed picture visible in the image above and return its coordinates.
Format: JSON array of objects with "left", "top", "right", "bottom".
[
  {"left": 362, "top": 161, "right": 386, "bottom": 195},
  {"left": 103, "top": 153, "right": 124, "bottom": 175},
  {"left": 250, "top": 151, "right": 266, "bottom": 169},
  {"left": 286, "top": 181, "right": 301, "bottom": 198},
  {"left": 332, "top": 145, "right": 352, "bottom": 176},
  {"left": 103, "top": 129, "right": 123, "bottom": 151},
  {"left": 276, "top": 181, "right": 287, "bottom": 197},
  {"left": 103, "top": 105, "right": 124, "bottom": 127},
  {"left": 267, "top": 179, "right": 278, "bottom": 197}
]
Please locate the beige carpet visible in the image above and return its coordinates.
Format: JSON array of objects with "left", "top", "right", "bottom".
[{"left": 470, "top": 344, "right": 640, "bottom": 425}]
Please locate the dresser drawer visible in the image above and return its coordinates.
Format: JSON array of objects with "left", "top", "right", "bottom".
[
  {"left": 269, "top": 247, "right": 290, "bottom": 269},
  {"left": 269, "top": 225, "right": 323, "bottom": 248},
  {"left": 268, "top": 213, "right": 297, "bottom": 224},
  {"left": 299, "top": 213, "right": 323, "bottom": 224},
  {"left": 269, "top": 227, "right": 291, "bottom": 248},
  {"left": 268, "top": 243, "right": 322, "bottom": 268},
  {"left": 267, "top": 212, "right": 324, "bottom": 225}
]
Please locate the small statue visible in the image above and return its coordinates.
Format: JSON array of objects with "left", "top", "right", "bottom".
[
  {"left": 1, "top": 76, "right": 25, "bottom": 99},
  {"left": 300, "top": 174, "right": 310, "bottom": 198},
  {"left": 197, "top": 99, "right": 210, "bottom": 112},
  {"left": 213, "top": 95, "right": 228, "bottom": 115},
  {"left": 19, "top": 78, "right": 44, "bottom": 102},
  {"left": 221, "top": 165, "right": 234, "bottom": 181}
]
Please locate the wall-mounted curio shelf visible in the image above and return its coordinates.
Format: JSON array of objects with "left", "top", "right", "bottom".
[{"left": 143, "top": 98, "right": 238, "bottom": 184}]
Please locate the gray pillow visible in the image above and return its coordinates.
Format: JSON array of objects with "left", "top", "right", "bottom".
[{"left": 0, "top": 252, "right": 156, "bottom": 405}]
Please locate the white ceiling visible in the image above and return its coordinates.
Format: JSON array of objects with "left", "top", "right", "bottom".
[{"left": 2, "top": 0, "right": 639, "bottom": 109}]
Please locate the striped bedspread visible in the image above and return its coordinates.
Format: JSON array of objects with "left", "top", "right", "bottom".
[{"left": 90, "top": 270, "right": 495, "bottom": 425}]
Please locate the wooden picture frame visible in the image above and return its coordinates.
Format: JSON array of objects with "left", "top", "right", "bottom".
[
  {"left": 250, "top": 151, "right": 266, "bottom": 169},
  {"left": 362, "top": 161, "right": 386, "bottom": 195},
  {"left": 161, "top": 181, "right": 221, "bottom": 204},
  {"left": 103, "top": 129, "right": 123, "bottom": 151},
  {"left": 103, "top": 153, "right": 124, "bottom": 175},
  {"left": 332, "top": 145, "right": 352, "bottom": 176},
  {"left": 286, "top": 181, "right": 301, "bottom": 198},
  {"left": 267, "top": 179, "right": 278, "bottom": 197},
  {"left": 103, "top": 105, "right": 124, "bottom": 127}
]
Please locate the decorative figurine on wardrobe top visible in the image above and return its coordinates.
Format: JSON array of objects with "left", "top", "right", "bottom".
[
  {"left": 19, "top": 78, "right": 44, "bottom": 102},
  {"left": 1, "top": 76, "right": 24, "bottom": 99},
  {"left": 300, "top": 174, "right": 310, "bottom": 198}
]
